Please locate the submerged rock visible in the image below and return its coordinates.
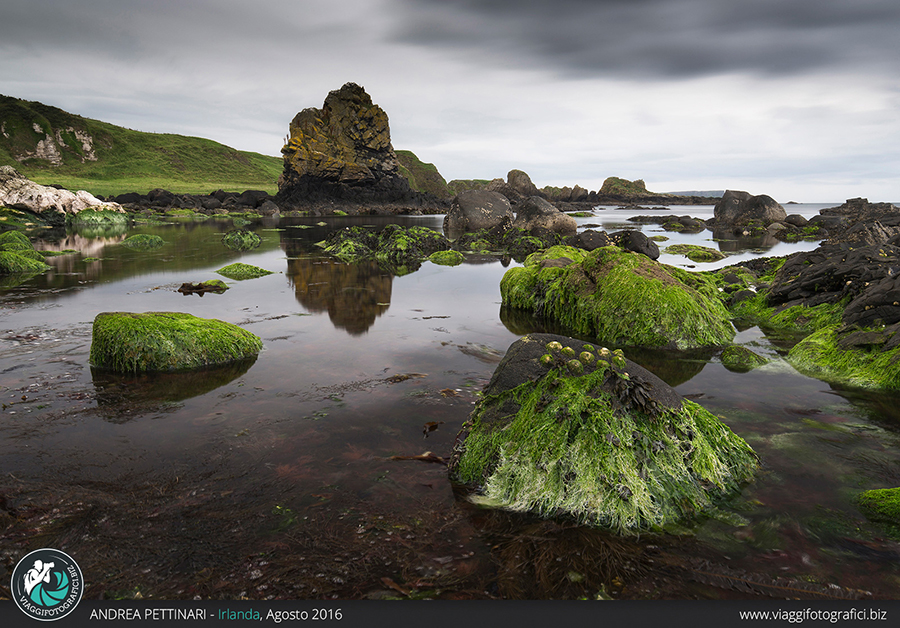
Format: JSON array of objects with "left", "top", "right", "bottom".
[
  {"left": 500, "top": 245, "right": 735, "bottom": 350},
  {"left": 448, "top": 333, "right": 758, "bottom": 533},
  {"left": 89, "top": 311, "right": 263, "bottom": 373}
]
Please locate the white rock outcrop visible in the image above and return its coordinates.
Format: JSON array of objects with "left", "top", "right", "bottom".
[{"left": 0, "top": 166, "right": 122, "bottom": 215}]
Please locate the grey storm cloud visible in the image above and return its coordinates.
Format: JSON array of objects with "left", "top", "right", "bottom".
[{"left": 393, "top": 0, "right": 900, "bottom": 78}]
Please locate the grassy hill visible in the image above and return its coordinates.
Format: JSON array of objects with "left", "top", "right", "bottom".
[
  {"left": 0, "top": 95, "right": 283, "bottom": 196},
  {"left": 395, "top": 149, "right": 451, "bottom": 198}
]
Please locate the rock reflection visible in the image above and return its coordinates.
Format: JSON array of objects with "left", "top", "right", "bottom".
[
  {"left": 91, "top": 358, "right": 256, "bottom": 422},
  {"left": 712, "top": 228, "right": 779, "bottom": 253},
  {"left": 460, "top": 502, "right": 647, "bottom": 599},
  {"left": 286, "top": 256, "right": 392, "bottom": 335}
]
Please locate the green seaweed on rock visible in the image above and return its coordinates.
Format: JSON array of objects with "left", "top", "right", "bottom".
[
  {"left": 0, "top": 250, "right": 50, "bottom": 274},
  {"left": 500, "top": 245, "right": 734, "bottom": 350},
  {"left": 89, "top": 311, "right": 263, "bottom": 373},
  {"left": 121, "top": 234, "right": 165, "bottom": 250},
  {"left": 787, "top": 324, "right": 900, "bottom": 391},
  {"left": 451, "top": 336, "right": 757, "bottom": 534},
  {"left": 215, "top": 263, "right": 273, "bottom": 280}
]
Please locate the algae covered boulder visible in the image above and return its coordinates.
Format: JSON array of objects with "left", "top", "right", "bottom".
[
  {"left": 319, "top": 224, "right": 450, "bottom": 273},
  {"left": 0, "top": 231, "right": 51, "bottom": 276},
  {"left": 500, "top": 245, "right": 735, "bottom": 350},
  {"left": 90, "top": 311, "right": 263, "bottom": 373},
  {"left": 428, "top": 249, "right": 465, "bottom": 266},
  {"left": 857, "top": 487, "right": 900, "bottom": 526},
  {"left": 222, "top": 229, "right": 261, "bottom": 251},
  {"left": 449, "top": 333, "right": 757, "bottom": 533},
  {"left": 787, "top": 324, "right": 900, "bottom": 391},
  {"left": 216, "top": 263, "right": 273, "bottom": 280},
  {"left": 121, "top": 234, "right": 165, "bottom": 250}
]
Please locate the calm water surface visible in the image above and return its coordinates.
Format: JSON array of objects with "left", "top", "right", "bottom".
[{"left": 1, "top": 206, "right": 898, "bottom": 600}]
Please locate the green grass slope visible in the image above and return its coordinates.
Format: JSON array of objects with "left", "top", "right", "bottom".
[
  {"left": 395, "top": 149, "right": 451, "bottom": 198},
  {"left": 0, "top": 94, "right": 283, "bottom": 196}
]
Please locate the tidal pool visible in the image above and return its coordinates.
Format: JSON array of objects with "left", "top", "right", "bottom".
[{"left": 1, "top": 208, "right": 897, "bottom": 600}]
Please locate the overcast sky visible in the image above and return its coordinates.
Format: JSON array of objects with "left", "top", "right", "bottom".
[{"left": 2, "top": 0, "right": 898, "bottom": 201}]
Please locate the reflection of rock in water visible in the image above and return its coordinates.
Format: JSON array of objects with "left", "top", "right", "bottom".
[
  {"left": 458, "top": 501, "right": 646, "bottom": 599},
  {"left": 286, "top": 256, "right": 392, "bottom": 335},
  {"left": 34, "top": 234, "right": 126, "bottom": 276},
  {"left": 712, "top": 228, "right": 778, "bottom": 253},
  {"left": 91, "top": 358, "right": 256, "bottom": 422},
  {"left": 623, "top": 346, "right": 712, "bottom": 387}
]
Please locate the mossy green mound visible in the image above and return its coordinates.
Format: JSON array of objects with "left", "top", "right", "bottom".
[
  {"left": 319, "top": 224, "right": 451, "bottom": 273},
  {"left": 0, "top": 206, "right": 49, "bottom": 229},
  {"left": 428, "top": 249, "right": 465, "bottom": 266},
  {"left": 500, "top": 245, "right": 735, "bottom": 350},
  {"left": 89, "top": 311, "right": 263, "bottom": 373},
  {"left": 449, "top": 334, "right": 757, "bottom": 534},
  {"left": 664, "top": 244, "right": 726, "bottom": 263},
  {"left": 721, "top": 345, "right": 768, "bottom": 372},
  {"left": 857, "top": 487, "right": 900, "bottom": 524},
  {"left": 121, "top": 234, "right": 165, "bottom": 250},
  {"left": 787, "top": 324, "right": 900, "bottom": 391},
  {"left": 0, "top": 250, "right": 51, "bottom": 274},
  {"left": 69, "top": 208, "right": 128, "bottom": 225},
  {"left": 222, "top": 229, "right": 261, "bottom": 251},
  {"left": 216, "top": 263, "right": 273, "bottom": 280},
  {"left": 0, "top": 230, "right": 33, "bottom": 250}
]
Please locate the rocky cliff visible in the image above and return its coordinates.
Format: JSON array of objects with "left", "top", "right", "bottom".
[{"left": 277, "top": 83, "right": 444, "bottom": 211}]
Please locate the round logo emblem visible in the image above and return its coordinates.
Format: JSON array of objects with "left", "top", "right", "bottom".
[{"left": 11, "top": 548, "right": 83, "bottom": 621}]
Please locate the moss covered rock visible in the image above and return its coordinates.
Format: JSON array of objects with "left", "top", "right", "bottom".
[
  {"left": 216, "top": 263, "right": 273, "bottom": 280},
  {"left": 222, "top": 229, "right": 261, "bottom": 251},
  {"left": 449, "top": 333, "right": 757, "bottom": 533},
  {"left": 721, "top": 345, "right": 768, "bottom": 372},
  {"left": 500, "top": 245, "right": 735, "bottom": 350},
  {"left": 121, "top": 234, "right": 165, "bottom": 249},
  {"left": 787, "top": 323, "right": 900, "bottom": 391},
  {"left": 90, "top": 311, "right": 263, "bottom": 373},
  {"left": 0, "top": 250, "right": 50, "bottom": 274},
  {"left": 428, "top": 249, "right": 465, "bottom": 266},
  {"left": 857, "top": 487, "right": 900, "bottom": 524},
  {"left": 319, "top": 224, "right": 450, "bottom": 273},
  {"left": 664, "top": 244, "right": 726, "bottom": 263},
  {"left": 0, "top": 230, "right": 33, "bottom": 250}
]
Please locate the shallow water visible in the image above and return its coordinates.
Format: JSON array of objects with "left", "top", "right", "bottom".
[{"left": 1, "top": 207, "right": 898, "bottom": 600}]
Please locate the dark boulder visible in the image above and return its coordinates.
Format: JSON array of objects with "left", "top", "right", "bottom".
[
  {"left": 713, "top": 190, "right": 786, "bottom": 226},
  {"left": 512, "top": 196, "right": 577, "bottom": 235},
  {"left": 443, "top": 190, "right": 513, "bottom": 237},
  {"left": 258, "top": 200, "right": 280, "bottom": 216},
  {"left": 238, "top": 190, "right": 270, "bottom": 208},
  {"left": 564, "top": 229, "right": 613, "bottom": 251},
  {"left": 611, "top": 230, "right": 660, "bottom": 260},
  {"left": 784, "top": 214, "right": 808, "bottom": 227}
]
